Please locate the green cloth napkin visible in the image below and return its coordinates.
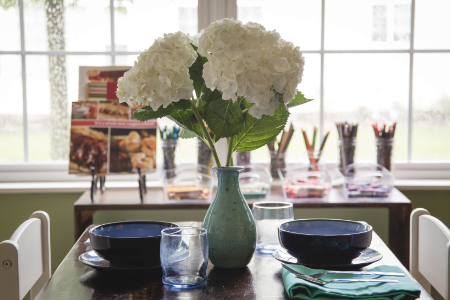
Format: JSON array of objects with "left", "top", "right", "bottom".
[{"left": 282, "top": 264, "right": 421, "bottom": 300}]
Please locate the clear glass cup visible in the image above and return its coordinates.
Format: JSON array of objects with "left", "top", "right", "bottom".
[
  {"left": 160, "top": 227, "right": 208, "bottom": 288},
  {"left": 252, "top": 202, "right": 294, "bottom": 254}
]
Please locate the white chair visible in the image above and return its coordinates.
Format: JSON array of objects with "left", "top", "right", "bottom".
[
  {"left": 0, "top": 211, "right": 51, "bottom": 300},
  {"left": 410, "top": 208, "right": 450, "bottom": 300}
]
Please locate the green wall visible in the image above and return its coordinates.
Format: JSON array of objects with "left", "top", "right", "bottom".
[{"left": 0, "top": 190, "right": 448, "bottom": 299}]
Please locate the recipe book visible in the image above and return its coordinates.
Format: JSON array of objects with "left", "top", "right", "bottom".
[{"left": 70, "top": 66, "right": 157, "bottom": 176}]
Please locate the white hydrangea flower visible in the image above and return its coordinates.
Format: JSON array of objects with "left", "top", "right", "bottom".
[
  {"left": 116, "top": 32, "right": 197, "bottom": 110},
  {"left": 198, "top": 18, "right": 305, "bottom": 118}
]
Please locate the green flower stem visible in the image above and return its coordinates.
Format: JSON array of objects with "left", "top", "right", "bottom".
[
  {"left": 190, "top": 98, "right": 222, "bottom": 167},
  {"left": 226, "top": 136, "right": 234, "bottom": 167}
]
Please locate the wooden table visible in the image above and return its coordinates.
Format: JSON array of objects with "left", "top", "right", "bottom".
[
  {"left": 36, "top": 223, "right": 431, "bottom": 300},
  {"left": 74, "top": 186, "right": 411, "bottom": 266}
]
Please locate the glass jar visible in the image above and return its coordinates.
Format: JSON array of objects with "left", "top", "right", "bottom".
[
  {"left": 270, "top": 151, "right": 285, "bottom": 179},
  {"left": 338, "top": 138, "right": 356, "bottom": 175},
  {"left": 376, "top": 137, "right": 394, "bottom": 171},
  {"left": 236, "top": 151, "right": 251, "bottom": 166},
  {"left": 197, "top": 138, "right": 212, "bottom": 174},
  {"left": 162, "top": 139, "right": 177, "bottom": 178}
]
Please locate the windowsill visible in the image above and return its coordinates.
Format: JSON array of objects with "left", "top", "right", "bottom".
[
  {"left": 1, "top": 179, "right": 450, "bottom": 194},
  {"left": 1, "top": 161, "right": 450, "bottom": 194}
]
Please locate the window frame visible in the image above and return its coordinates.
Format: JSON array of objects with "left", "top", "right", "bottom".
[{"left": 1, "top": 0, "right": 450, "bottom": 183}]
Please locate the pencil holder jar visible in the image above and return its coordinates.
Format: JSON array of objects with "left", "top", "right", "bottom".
[
  {"left": 197, "top": 138, "right": 213, "bottom": 174},
  {"left": 270, "top": 151, "right": 286, "bottom": 179},
  {"left": 376, "top": 137, "right": 394, "bottom": 171},
  {"left": 163, "top": 140, "right": 177, "bottom": 178},
  {"left": 236, "top": 151, "right": 251, "bottom": 166},
  {"left": 305, "top": 149, "right": 323, "bottom": 171},
  {"left": 338, "top": 138, "right": 356, "bottom": 175}
]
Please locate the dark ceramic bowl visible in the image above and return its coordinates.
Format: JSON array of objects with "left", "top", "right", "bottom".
[
  {"left": 89, "top": 221, "right": 178, "bottom": 267},
  {"left": 278, "top": 219, "right": 373, "bottom": 264}
]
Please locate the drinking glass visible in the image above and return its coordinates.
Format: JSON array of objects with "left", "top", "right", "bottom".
[
  {"left": 160, "top": 227, "right": 208, "bottom": 288},
  {"left": 252, "top": 202, "right": 294, "bottom": 254}
]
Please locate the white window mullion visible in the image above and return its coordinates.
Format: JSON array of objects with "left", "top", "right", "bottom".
[
  {"left": 407, "top": 0, "right": 416, "bottom": 162},
  {"left": 199, "top": 0, "right": 237, "bottom": 164},
  {"left": 18, "top": 0, "right": 28, "bottom": 162},
  {"left": 110, "top": 0, "right": 116, "bottom": 65},
  {"left": 198, "top": 0, "right": 210, "bottom": 30},
  {"left": 319, "top": 0, "right": 325, "bottom": 140}
]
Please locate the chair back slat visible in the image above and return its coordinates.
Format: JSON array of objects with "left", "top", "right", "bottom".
[
  {"left": 11, "top": 219, "right": 43, "bottom": 299},
  {"left": 418, "top": 215, "right": 450, "bottom": 299}
]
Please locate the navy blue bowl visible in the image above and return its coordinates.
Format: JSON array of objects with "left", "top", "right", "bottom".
[
  {"left": 89, "top": 221, "right": 178, "bottom": 267},
  {"left": 278, "top": 219, "right": 373, "bottom": 264}
]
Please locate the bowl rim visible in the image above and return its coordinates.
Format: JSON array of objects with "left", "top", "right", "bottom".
[
  {"left": 89, "top": 220, "right": 178, "bottom": 239},
  {"left": 278, "top": 218, "right": 373, "bottom": 237}
]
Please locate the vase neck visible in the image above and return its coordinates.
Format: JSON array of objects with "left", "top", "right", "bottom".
[{"left": 213, "top": 167, "right": 243, "bottom": 193}]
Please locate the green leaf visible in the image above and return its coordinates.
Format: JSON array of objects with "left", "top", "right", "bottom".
[
  {"left": 287, "top": 90, "right": 313, "bottom": 108},
  {"left": 232, "top": 99, "right": 290, "bottom": 152},
  {"left": 132, "top": 100, "right": 191, "bottom": 121},
  {"left": 179, "top": 128, "right": 199, "bottom": 139},
  {"left": 198, "top": 89, "right": 222, "bottom": 115},
  {"left": 189, "top": 47, "right": 208, "bottom": 98},
  {"left": 167, "top": 109, "right": 203, "bottom": 138},
  {"left": 204, "top": 99, "right": 244, "bottom": 142}
]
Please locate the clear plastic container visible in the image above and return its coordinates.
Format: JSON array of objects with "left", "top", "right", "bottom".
[
  {"left": 163, "top": 165, "right": 213, "bottom": 201},
  {"left": 376, "top": 137, "right": 394, "bottom": 172},
  {"left": 345, "top": 163, "right": 394, "bottom": 198},
  {"left": 278, "top": 165, "right": 332, "bottom": 200},
  {"left": 238, "top": 165, "right": 272, "bottom": 200}
]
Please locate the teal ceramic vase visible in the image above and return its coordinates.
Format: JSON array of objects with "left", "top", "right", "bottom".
[{"left": 203, "top": 166, "right": 257, "bottom": 269}]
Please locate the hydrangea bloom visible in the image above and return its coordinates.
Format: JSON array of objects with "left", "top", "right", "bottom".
[
  {"left": 116, "top": 32, "right": 197, "bottom": 110},
  {"left": 198, "top": 18, "right": 305, "bottom": 118}
]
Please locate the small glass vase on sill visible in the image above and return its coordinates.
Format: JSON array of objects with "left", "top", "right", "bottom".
[{"left": 116, "top": 18, "right": 313, "bottom": 269}]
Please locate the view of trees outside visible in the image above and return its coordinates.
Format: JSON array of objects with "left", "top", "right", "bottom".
[
  {"left": 0, "top": 0, "right": 449, "bottom": 164},
  {"left": 238, "top": 0, "right": 450, "bottom": 162}
]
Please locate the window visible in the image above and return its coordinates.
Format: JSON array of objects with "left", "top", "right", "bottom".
[
  {"left": 1, "top": 0, "right": 450, "bottom": 180},
  {"left": 0, "top": 0, "right": 198, "bottom": 163},
  {"left": 237, "top": 0, "right": 450, "bottom": 163}
]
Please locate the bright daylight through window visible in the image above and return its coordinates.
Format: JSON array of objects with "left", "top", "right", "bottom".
[{"left": 0, "top": 0, "right": 449, "bottom": 167}]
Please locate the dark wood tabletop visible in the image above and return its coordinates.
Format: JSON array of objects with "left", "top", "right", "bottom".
[
  {"left": 36, "top": 223, "right": 431, "bottom": 300},
  {"left": 74, "top": 186, "right": 412, "bottom": 267}
]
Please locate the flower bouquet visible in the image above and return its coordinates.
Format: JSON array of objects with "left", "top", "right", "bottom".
[{"left": 117, "top": 18, "right": 312, "bottom": 269}]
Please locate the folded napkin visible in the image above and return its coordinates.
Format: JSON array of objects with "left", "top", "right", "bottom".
[{"left": 282, "top": 264, "right": 421, "bottom": 300}]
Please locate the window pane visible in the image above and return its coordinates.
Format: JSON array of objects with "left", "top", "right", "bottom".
[
  {"left": 25, "top": 0, "right": 110, "bottom": 51},
  {"left": 325, "top": 0, "right": 411, "bottom": 50},
  {"left": 286, "top": 54, "right": 320, "bottom": 162},
  {"left": 0, "top": 4, "right": 20, "bottom": 51},
  {"left": 0, "top": 55, "right": 23, "bottom": 162},
  {"left": 412, "top": 54, "right": 450, "bottom": 160},
  {"left": 27, "top": 55, "right": 111, "bottom": 162},
  {"left": 414, "top": 0, "right": 450, "bottom": 49},
  {"left": 237, "top": 0, "right": 321, "bottom": 50},
  {"left": 114, "top": 0, "right": 198, "bottom": 52},
  {"left": 322, "top": 54, "right": 409, "bottom": 162}
]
